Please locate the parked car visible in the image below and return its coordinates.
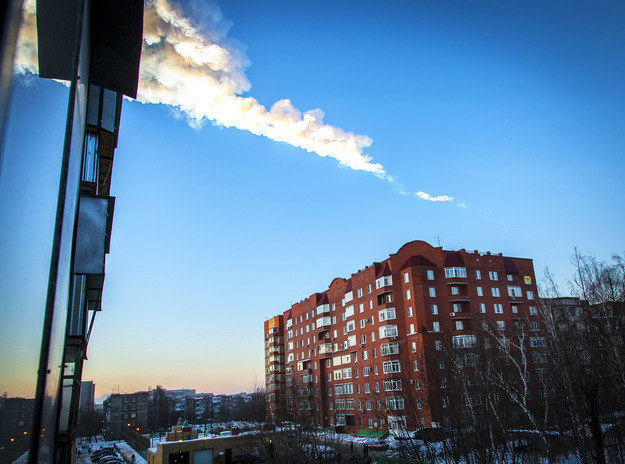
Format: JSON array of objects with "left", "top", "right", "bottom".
[{"left": 364, "top": 438, "right": 389, "bottom": 451}]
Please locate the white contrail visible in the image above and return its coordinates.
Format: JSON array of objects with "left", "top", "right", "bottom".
[{"left": 14, "top": 0, "right": 457, "bottom": 202}]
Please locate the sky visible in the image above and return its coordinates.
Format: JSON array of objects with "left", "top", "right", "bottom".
[{"left": 1, "top": 0, "right": 624, "bottom": 400}]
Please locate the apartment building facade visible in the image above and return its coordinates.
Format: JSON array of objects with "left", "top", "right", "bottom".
[
  {"left": 264, "top": 240, "right": 544, "bottom": 432},
  {"left": 104, "top": 392, "right": 149, "bottom": 440}
]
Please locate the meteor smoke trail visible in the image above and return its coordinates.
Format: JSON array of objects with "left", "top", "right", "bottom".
[{"left": 14, "top": 0, "right": 455, "bottom": 203}]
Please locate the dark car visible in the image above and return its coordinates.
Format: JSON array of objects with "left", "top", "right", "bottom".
[{"left": 364, "top": 438, "right": 389, "bottom": 451}]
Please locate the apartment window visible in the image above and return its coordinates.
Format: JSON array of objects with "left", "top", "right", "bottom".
[
  {"left": 406, "top": 289, "right": 411, "bottom": 300},
  {"left": 372, "top": 348, "right": 377, "bottom": 358},
  {"left": 445, "top": 267, "right": 467, "bottom": 278},
  {"left": 532, "top": 321, "right": 540, "bottom": 331},
  {"left": 409, "top": 323, "right": 415, "bottom": 333},
  {"left": 369, "top": 300, "right": 373, "bottom": 310},
  {"left": 359, "top": 303, "right": 364, "bottom": 313},
  {"left": 507, "top": 274, "right": 514, "bottom": 281},
  {"left": 455, "top": 320, "right": 464, "bottom": 331},
  {"left": 451, "top": 286, "right": 459, "bottom": 295},
  {"left": 383, "top": 360, "right": 401, "bottom": 374},
  {"left": 375, "top": 275, "right": 393, "bottom": 289},
  {"left": 432, "top": 321, "right": 440, "bottom": 332},
  {"left": 427, "top": 270, "right": 434, "bottom": 280},
  {"left": 442, "top": 396, "right": 449, "bottom": 408},
  {"left": 360, "top": 319, "right": 366, "bottom": 329},
  {"left": 378, "top": 307, "right": 396, "bottom": 322},
  {"left": 512, "top": 306, "right": 518, "bottom": 313},
  {"left": 416, "top": 398, "right": 423, "bottom": 409},
  {"left": 365, "top": 383, "right": 370, "bottom": 394},
  {"left": 374, "top": 366, "right": 378, "bottom": 375},
  {"left": 333, "top": 329, "right": 337, "bottom": 338},
  {"left": 371, "top": 331, "right": 375, "bottom": 342},
  {"left": 530, "top": 337, "right": 546, "bottom": 348},
  {"left": 494, "top": 304, "right": 503, "bottom": 314},
  {"left": 357, "top": 288, "right": 363, "bottom": 298},
  {"left": 407, "top": 306, "right": 413, "bottom": 317},
  {"left": 435, "top": 340, "right": 442, "bottom": 351},
  {"left": 452, "top": 303, "right": 461, "bottom": 312},
  {"left": 527, "top": 291, "right": 535, "bottom": 300},
  {"left": 441, "top": 377, "right": 447, "bottom": 389},
  {"left": 439, "top": 359, "right": 445, "bottom": 370},
  {"left": 529, "top": 306, "right": 538, "bottom": 315},
  {"left": 431, "top": 304, "right": 438, "bottom": 315},
  {"left": 384, "top": 379, "right": 403, "bottom": 391},
  {"left": 367, "top": 284, "right": 372, "bottom": 293},
  {"left": 375, "top": 382, "right": 380, "bottom": 393},
  {"left": 360, "top": 334, "right": 366, "bottom": 344},
  {"left": 415, "top": 378, "right": 421, "bottom": 389},
  {"left": 491, "top": 287, "right": 500, "bottom": 297},
  {"left": 404, "top": 272, "right": 409, "bottom": 283},
  {"left": 379, "top": 325, "right": 398, "bottom": 338},
  {"left": 381, "top": 341, "right": 400, "bottom": 356},
  {"left": 411, "top": 341, "right": 416, "bottom": 353},
  {"left": 496, "top": 321, "right": 505, "bottom": 330},
  {"left": 362, "top": 350, "right": 368, "bottom": 360},
  {"left": 475, "top": 270, "right": 481, "bottom": 279},
  {"left": 508, "top": 286, "right": 522, "bottom": 297},
  {"left": 332, "top": 303, "right": 336, "bottom": 311},
  {"left": 363, "top": 366, "right": 371, "bottom": 376},
  {"left": 489, "top": 271, "right": 498, "bottom": 280},
  {"left": 413, "top": 360, "right": 419, "bottom": 371},
  {"left": 477, "top": 286, "right": 483, "bottom": 296},
  {"left": 480, "top": 303, "right": 486, "bottom": 313},
  {"left": 524, "top": 276, "right": 532, "bottom": 285},
  {"left": 429, "top": 287, "right": 436, "bottom": 297}
]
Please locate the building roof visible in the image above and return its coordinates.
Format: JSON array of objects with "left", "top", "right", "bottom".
[
  {"left": 376, "top": 262, "right": 391, "bottom": 278},
  {"left": 399, "top": 255, "right": 435, "bottom": 270}
]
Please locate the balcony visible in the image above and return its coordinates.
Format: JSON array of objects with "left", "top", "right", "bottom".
[
  {"left": 316, "top": 316, "right": 331, "bottom": 328},
  {"left": 318, "top": 343, "right": 333, "bottom": 356},
  {"left": 316, "top": 304, "right": 330, "bottom": 315},
  {"left": 450, "top": 311, "right": 473, "bottom": 320}
]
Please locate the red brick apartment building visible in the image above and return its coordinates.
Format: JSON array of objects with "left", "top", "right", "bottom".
[{"left": 264, "top": 240, "right": 543, "bottom": 433}]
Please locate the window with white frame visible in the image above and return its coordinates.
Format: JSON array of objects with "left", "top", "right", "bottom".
[
  {"left": 406, "top": 289, "right": 411, "bottom": 300},
  {"left": 411, "top": 341, "right": 416, "bottom": 353},
  {"left": 496, "top": 320, "right": 505, "bottom": 330},
  {"left": 384, "top": 379, "right": 402, "bottom": 391},
  {"left": 455, "top": 320, "right": 464, "bottom": 330},
  {"left": 369, "top": 300, "right": 373, "bottom": 310},
  {"left": 451, "top": 286, "right": 459, "bottom": 295},
  {"left": 442, "top": 396, "right": 449, "bottom": 408},
  {"left": 360, "top": 334, "right": 366, "bottom": 344},
  {"left": 529, "top": 306, "right": 538, "bottom": 315},
  {"left": 427, "top": 269, "right": 434, "bottom": 280},
  {"left": 477, "top": 286, "right": 483, "bottom": 296},
  {"left": 452, "top": 303, "right": 461, "bottom": 312},
  {"left": 371, "top": 331, "right": 375, "bottom": 342},
  {"left": 530, "top": 337, "right": 546, "bottom": 347},
  {"left": 475, "top": 270, "right": 481, "bottom": 279},
  {"left": 432, "top": 321, "right": 441, "bottom": 332},
  {"left": 532, "top": 321, "right": 540, "bottom": 331},
  {"left": 429, "top": 287, "right": 436, "bottom": 297},
  {"left": 445, "top": 267, "right": 467, "bottom": 278},
  {"left": 344, "top": 291, "right": 353, "bottom": 303},
  {"left": 409, "top": 323, "right": 415, "bottom": 333},
  {"left": 407, "top": 306, "right": 413, "bottom": 317},
  {"left": 416, "top": 397, "right": 422, "bottom": 408},
  {"left": 379, "top": 325, "right": 398, "bottom": 338},
  {"left": 345, "top": 305, "right": 354, "bottom": 318},
  {"left": 383, "top": 360, "right": 401, "bottom": 374},
  {"left": 357, "top": 288, "right": 363, "bottom": 298},
  {"left": 375, "top": 275, "right": 392, "bottom": 289},
  {"left": 362, "top": 350, "right": 368, "bottom": 360},
  {"left": 507, "top": 286, "right": 522, "bottom": 297},
  {"left": 359, "top": 303, "right": 364, "bottom": 313},
  {"left": 378, "top": 307, "right": 396, "bottom": 322},
  {"left": 480, "top": 303, "right": 486, "bottom": 313},
  {"left": 507, "top": 274, "right": 514, "bottom": 281},
  {"left": 404, "top": 272, "right": 409, "bottom": 283},
  {"left": 453, "top": 334, "right": 476, "bottom": 348},
  {"left": 386, "top": 396, "right": 405, "bottom": 410},
  {"left": 494, "top": 304, "right": 503, "bottom": 313},
  {"left": 527, "top": 291, "right": 535, "bottom": 300},
  {"left": 489, "top": 271, "right": 498, "bottom": 280},
  {"left": 413, "top": 360, "right": 419, "bottom": 371},
  {"left": 435, "top": 340, "right": 442, "bottom": 351},
  {"left": 374, "top": 366, "right": 378, "bottom": 375},
  {"left": 359, "top": 319, "right": 366, "bottom": 329},
  {"left": 346, "top": 321, "right": 355, "bottom": 332},
  {"left": 380, "top": 342, "right": 400, "bottom": 356},
  {"left": 431, "top": 304, "right": 438, "bottom": 315},
  {"left": 491, "top": 287, "right": 500, "bottom": 297}
]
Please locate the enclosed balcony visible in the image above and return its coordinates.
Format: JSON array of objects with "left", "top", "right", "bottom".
[
  {"left": 318, "top": 343, "right": 333, "bottom": 356},
  {"left": 316, "top": 316, "right": 331, "bottom": 328},
  {"left": 316, "top": 303, "right": 330, "bottom": 315}
]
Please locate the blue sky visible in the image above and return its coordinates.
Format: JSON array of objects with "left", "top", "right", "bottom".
[{"left": 1, "top": 0, "right": 624, "bottom": 398}]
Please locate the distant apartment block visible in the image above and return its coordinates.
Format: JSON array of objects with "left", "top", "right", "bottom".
[
  {"left": 79, "top": 381, "right": 95, "bottom": 412},
  {"left": 264, "top": 240, "right": 543, "bottom": 432},
  {"left": 104, "top": 392, "right": 149, "bottom": 439}
]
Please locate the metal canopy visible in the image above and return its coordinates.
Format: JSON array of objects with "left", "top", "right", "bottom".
[{"left": 37, "top": 0, "right": 144, "bottom": 98}]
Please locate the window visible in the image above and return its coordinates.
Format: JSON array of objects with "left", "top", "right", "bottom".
[
  {"left": 409, "top": 323, "right": 415, "bottom": 333},
  {"left": 381, "top": 342, "right": 400, "bottom": 356},
  {"left": 442, "top": 396, "right": 449, "bottom": 408},
  {"left": 416, "top": 397, "right": 422, "bottom": 409},
  {"left": 512, "top": 306, "right": 518, "bottom": 313},
  {"left": 491, "top": 287, "right": 500, "bottom": 297},
  {"left": 507, "top": 286, "right": 522, "bottom": 297},
  {"left": 477, "top": 286, "right": 483, "bottom": 296},
  {"left": 344, "top": 291, "right": 353, "bottom": 303},
  {"left": 529, "top": 306, "right": 538, "bottom": 315},
  {"left": 359, "top": 303, "right": 364, "bottom": 313},
  {"left": 445, "top": 267, "right": 467, "bottom": 278},
  {"left": 375, "top": 275, "right": 392, "bottom": 289},
  {"left": 365, "top": 383, "right": 370, "bottom": 393},
  {"left": 379, "top": 324, "right": 398, "bottom": 338},
  {"left": 439, "top": 359, "right": 445, "bottom": 370},
  {"left": 479, "top": 303, "right": 486, "bottom": 313},
  {"left": 455, "top": 320, "right": 464, "bottom": 330},
  {"left": 453, "top": 334, "right": 476, "bottom": 348},
  {"left": 374, "top": 366, "right": 378, "bottom": 375},
  {"left": 431, "top": 304, "right": 438, "bottom": 315},
  {"left": 386, "top": 396, "right": 405, "bottom": 410},
  {"left": 489, "top": 271, "right": 498, "bottom": 280},
  {"left": 494, "top": 304, "right": 503, "bottom": 313},
  {"left": 496, "top": 321, "right": 505, "bottom": 330},
  {"left": 363, "top": 366, "right": 371, "bottom": 376},
  {"left": 360, "top": 334, "right": 366, "bottom": 344},
  {"left": 432, "top": 321, "right": 440, "bottom": 332},
  {"left": 435, "top": 340, "right": 442, "bottom": 351},
  {"left": 404, "top": 272, "right": 409, "bottom": 283},
  {"left": 527, "top": 291, "right": 535, "bottom": 300},
  {"left": 372, "top": 348, "right": 377, "bottom": 358},
  {"left": 345, "top": 305, "right": 354, "bottom": 318},
  {"left": 383, "top": 360, "right": 401, "bottom": 374},
  {"left": 407, "top": 306, "right": 413, "bottom": 317},
  {"left": 367, "top": 284, "right": 372, "bottom": 293},
  {"left": 360, "top": 319, "right": 366, "bottom": 329},
  {"left": 530, "top": 337, "right": 546, "bottom": 348},
  {"left": 532, "top": 321, "right": 540, "bottom": 331},
  {"left": 346, "top": 321, "right": 355, "bottom": 332},
  {"left": 375, "top": 382, "right": 380, "bottom": 393},
  {"left": 413, "top": 360, "right": 419, "bottom": 371},
  {"left": 384, "top": 379, "right": 402, "bottom": 391},
  {"left": 362, "top": 350, "right": 368, "bottom": 360},
  {"left": 357, "top": 288, "right": 363, "bottom": 298},
  {"left": 452, "top": 303, "right": 461, "bottom": 312},
  {"left": 406, "top": 289, "right": 411, "bottom": 300},
  {"left": 475, "top": 270, "right": 481, "bottom": 279},
  {"left": 369, "top": 300, "right": 373, "bottom": 310},
  {"left": 371, "top": 331, "right": 375, "bottom": 342},
  {"left": 429, "top": 287, "right": 436, "bottom": 297},
  {"left": 441, "top": 377, "right": 447, "bottom": 388},
  {"left": 411, "top": 341, "right": 416, "bottom": 353},
  {"left": 378, "top": 307, "right": 396, "bottom": 322}
]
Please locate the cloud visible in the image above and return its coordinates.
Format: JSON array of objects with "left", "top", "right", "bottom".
[
  {"left": 416, "top": 191, "right": 454, "bottom": 202},
  {"left": 14, "top": 0, "right": 459, "bottom": 203}
]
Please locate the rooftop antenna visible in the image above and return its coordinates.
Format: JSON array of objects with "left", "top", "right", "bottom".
[{"left": 435, "top": 236, "right": 442, "bottom": 247}]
